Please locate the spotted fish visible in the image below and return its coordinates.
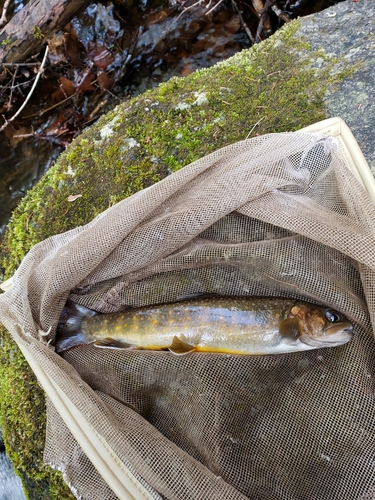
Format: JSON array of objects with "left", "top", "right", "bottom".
[{"left": 55, "top": 296, "right": 353, "bottom": 355}]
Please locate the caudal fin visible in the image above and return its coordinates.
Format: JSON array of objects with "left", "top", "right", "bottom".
[{"left": 55, "top": 300, "right": 97, "bottom": 353}]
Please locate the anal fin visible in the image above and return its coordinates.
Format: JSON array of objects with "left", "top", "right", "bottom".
[
  {"left": 169, "top": 336, "right": 197, "bottom": 356},
  {"left": 94, "top": 337, "right": 138, "bottom": 350}
]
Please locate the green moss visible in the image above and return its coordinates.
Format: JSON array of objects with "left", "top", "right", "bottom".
[
  {"left": 0, "top": 19, "right": 358, "bottom": 498},
  {"left": 0, "top": 324, "right": 74, "bottom": 499},
  {"left": 32, "top": 27, "right": 44, "bottom": 40}
]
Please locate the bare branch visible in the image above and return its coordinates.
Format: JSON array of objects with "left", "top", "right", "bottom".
[
  {"left": 205, "top": 0, "right": 225, "bottom": 16},
  {"left": 271, "top": 4, "right": 291, "bottom": 23},
  {"left": 245, "top": 116, "right": 265, "bottom": 139},
  {"left": 231, "top": 0, "right": 255, "bottom": 44},
  {"left": 7, "top": 65, "right": 18, "bottom": 111},
  {"left": 0, "top": 45, "right": 49, "bottom": 132},
  {"left": 0, "top": 62, "right": 42, "bottom": 67}
]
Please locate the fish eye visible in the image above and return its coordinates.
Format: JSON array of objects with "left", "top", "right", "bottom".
[{"left": 325, "top": 309, "right": 342, "bottom": 323}]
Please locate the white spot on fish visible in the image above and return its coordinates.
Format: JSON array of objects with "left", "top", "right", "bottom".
[{"left": 263, "top": 333, "right": 274, "bottom": 342}]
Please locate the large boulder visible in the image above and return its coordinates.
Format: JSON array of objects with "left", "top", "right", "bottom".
[{"left": 0, "top": 0, "right": 374, "bottom": 497}]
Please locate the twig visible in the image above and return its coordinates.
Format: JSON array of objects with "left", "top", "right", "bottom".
[
  {"left": 25, "top": 212, "right": 33, "bottom": 231},
  {"left": 0, "top": 45, "right": 49, "bottom": 131},
  {"left": 13, "top": 132, "right": 34, "bottom": 138},
  {"left": 245, "top": 116, "right": 265, "bottom": 139},
  {"left": 101, "top": 86, "right": 122, "bottom": 102},
  {"left": 23, "top": 91, "right": 77, "bottom": 118},
  {"left": 0, "top": 0, "right": 12, "bottom": 28},
  {"left": 7, "top": 65, "right": 18, "bottom": 111},
  {"left": 255, "top": 0, "right": 276, "bottom": 42},
  {"left": 174, "top": 0, "right": 205, "bottom": 24},
  {"left": 231, "top": 0, "right": 255, "bottom": 44},
  {"left": 0, "top": 75, "right": 37, "bottom": 90},
  {"left": 271, "top": 3, "right": 291, "bottom": 23},
  {"left": 0, "top": 62, "right": 42, "bottom": 67},
  {"left": 255, "top": 14, "right": 266, "bottom": 42},
  {"left": 205, "top": 0, "right": 225, "bottom": 16},
  {"left": 83, "top": 95, "right": 109, "bottom": 124}
]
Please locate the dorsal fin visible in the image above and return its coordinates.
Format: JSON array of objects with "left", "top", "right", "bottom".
[{"left": 169, "top": 336, "right": 197, "bottom": 356}]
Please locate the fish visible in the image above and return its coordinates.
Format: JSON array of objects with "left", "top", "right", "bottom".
[{"left": 54, "top": 296, "right": 354, "bottom": 355}]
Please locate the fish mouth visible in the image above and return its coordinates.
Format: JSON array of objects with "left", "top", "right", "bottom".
[
  {"left": 324, "top": 323, "right": 354, "bottom": 343},
  {"left": 301, "top": 323, "right": 354, "bottom": 347}
]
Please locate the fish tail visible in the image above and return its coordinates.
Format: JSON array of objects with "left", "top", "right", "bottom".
[{"left": 55, "top": 299, "right": 97, "bottom": 353}]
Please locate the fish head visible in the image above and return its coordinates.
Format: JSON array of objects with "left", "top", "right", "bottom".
[{"left": 280, "top": 302, "right": 353, "bottom": 349}]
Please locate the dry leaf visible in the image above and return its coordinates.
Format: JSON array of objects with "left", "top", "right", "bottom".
[
  {"left": 67, "top": 194, "right": 82, "bottom": 202},
  {"left": 64, "top": 24, "right": 84, "bottom": 66},
  {"left": 74, "top": 68, "right": 94, "bottom": 92},
  {"left": 145, "top": 9, "right": 169, "bottom": 26},
  {"left": 97, "top": 69, "right": 112, "bottom": 90}
]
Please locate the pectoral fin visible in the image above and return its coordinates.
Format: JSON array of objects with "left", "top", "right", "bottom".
[
  {"left": 94, "top": 337, "right": 138, "bottom": 350},
  {"left": 279, "top": 318, "right": 301, "bottom": 343},
  {"left": 169, "top": 336, "right": 197, "bottom": 355}
]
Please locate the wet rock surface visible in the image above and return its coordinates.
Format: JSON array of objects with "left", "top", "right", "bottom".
[{"left": 296, "top": 0, "right": 375, "bottom": 172}]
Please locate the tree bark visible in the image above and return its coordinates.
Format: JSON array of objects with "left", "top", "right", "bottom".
[{"left": 0, "top": 0, "right": 93, "bottom": 64}]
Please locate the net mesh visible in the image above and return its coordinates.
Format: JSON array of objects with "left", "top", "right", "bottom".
[{"left": 1, "top": 131, "right": 375, "bottom": 499}]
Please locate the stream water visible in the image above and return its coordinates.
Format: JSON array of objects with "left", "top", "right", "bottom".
[{"left": 0, "top": 452, "right": 26, "bottom": 500}]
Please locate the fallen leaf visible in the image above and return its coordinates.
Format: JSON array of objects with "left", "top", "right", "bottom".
[
  {"left": 97, "top": 69, "right": 112, "bottom": 90},
  {"left": 145, "top": 9, "right": 169, "bottom": 26},
  {"left": 87, "top": 42, "right": 114, "bottom": 69},
  {"left": 67, "top": 194, "right": 82, "bottom": 202},
  {"left": 180, "top": 63, "right": 194, "bottom": 77},
  {"left": 74, "top": 68, "right": 94, "bottom": 92},
  {"left": 64, "top": 24, "right": 84, "bottom": 66},
  {"left": 225, "top": 16, "right": 241, "bottom": 34},
  {"left": 52, "top": 76, "right": 76, "bottom": 101}
]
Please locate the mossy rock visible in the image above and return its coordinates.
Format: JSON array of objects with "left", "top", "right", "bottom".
[{"left": 0, "top": 2, "right": 373, "bottom": 496}]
